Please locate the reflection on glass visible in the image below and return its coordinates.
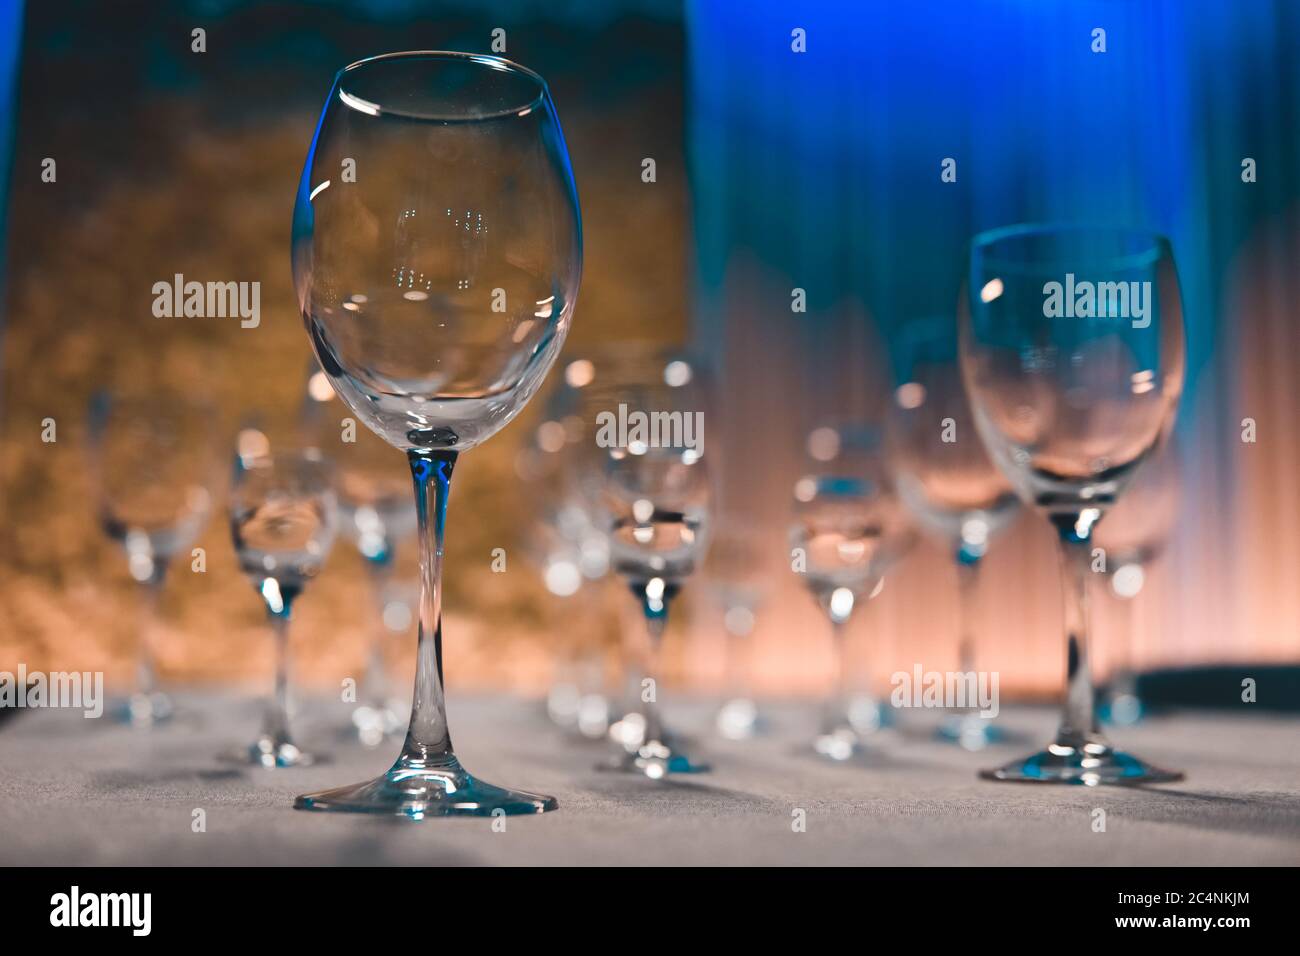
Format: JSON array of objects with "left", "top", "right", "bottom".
[
  {"left": 290, "top": 51, "right": 581, "bottom": 816},
  {"left": 222, "top": 445, "right": 337, "bottom": 767},
  {"left": 887, "top": 326, "right": 1021, "bottom": 749},
  {"left": 790, "top": 424, "right": 914, "bottom": 761},
  {"left": 961, "top": 223, "right": 1185, "bottom": 784},
  {"left": 90, "top": 391, "right": 217, "bottom": 726}
]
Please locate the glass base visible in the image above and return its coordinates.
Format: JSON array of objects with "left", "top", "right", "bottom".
[
  {"left": 220, "top": 735, "right": 322, "bottom": 769},
  {"left": 936, "top": 712, "right": 1005, "bottom": 751},
  {"left": 813, "top": 726, "right": 867, "bottom": 762},
  {"left": 715, "top": 697, "right": 766, "bottom": 740},
  {"left": 981, "top": 737, "right": 1183, "bottom": 785},
  {"left": 349, "top": 700, "right": 406, "bottom": 747},
  {"left": 295, "top": 754, "right": 557, "bottom": 817},
  {"left": 114, "top": 691, "right": 174, "bottom": 727},
  {"left": 598, "top": 738, "right": 711, "bottom": 778}
]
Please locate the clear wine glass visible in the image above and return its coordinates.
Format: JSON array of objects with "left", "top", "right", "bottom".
[
  {"left": 1093, "top": 434, "right": 1182, "bottom": 726},
  {"left": 960, "top": 223, "right": 1185, "bottom": 784},
  {"left": 886, "top": 324, "right": 1021, "bottom": 750},
  {"left": 223, "top": 445, "right": 338, "bottom": 767},
  {"left": 301, "top": 364, "right": 416, "bottom": 746},
  {"left": 590, "top": 353, "right": 714, "bottom": 777},
  {"left": 89, "top": 391, "right": 217, "bottom": 726},
  {"left": 702, "top": 519, "right": 768, "bottom": 740},
  {"left": 790, "top": 424, "right": 915, "bottom": 761},
  {"left": 290, "top": 51, "right": 581, "bottom": 816}
]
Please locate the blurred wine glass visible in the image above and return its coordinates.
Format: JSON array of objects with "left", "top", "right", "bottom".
[
  {"left": 300, "top": 364, "right": 416, "bottom": 746},
  {"left": 887, "top": 322, "right": 1021, "bottom": 749},
  {"left": 588, "top": 353, "right": 714, "bottom": 777},
  {"left": 702, "top": 519, "right": 768, "bottom": 740},
  {"left": 960, "top": 223, "right": 1185, "bottom": 784},
  {"left": 222, "top": 442, "right": 337, "bottom": 767},
  {"left": 1093, "top": 435, "right": 1182, "bottom": 726},
  {"left": 89, "top": 391, "right": 217, "bottom": 726},
  {"left": 790, "top": 423, "right": 915, "bottom": 761},
  {"left": 290, "top": 51, "right": 581, "bottom": 816}
]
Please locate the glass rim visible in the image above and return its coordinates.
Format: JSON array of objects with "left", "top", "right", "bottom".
[
  {"left": 335, "top": 50, "right": 549, "bottom": 122},
  {"left": 969, "top": 222, "right": 1172, "bottom": 274}
]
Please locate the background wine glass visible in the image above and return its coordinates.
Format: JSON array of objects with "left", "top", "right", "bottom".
[
  {"left": 1093, "top": 434, "right": 1183, "bottom": 726},
  {"left": 960, "top": 223, "right": 1186, "bottom": 784},
  {"left": 223, "top": 443, "right": 337, "bottom": 768},
  {"left": 789, "top": 423, "right": 915, "bottom": 762},
  {"left": 886, "top": 323, "right": 1021, "bottom": 750},
  {"left": 590, "top": 354, "right": 713, "bottom": 777},
  {"left": 300, "top": 363, "right": 416, "bottom": 746},
  {"left": 89, "top": 391, "right": 217, "bottom": 726},
  {"left": 702, "top": 518, "right": 768, "bottom": 740},
  {"left": 290, "top": 51, "right": 581, "bottom": 816}
]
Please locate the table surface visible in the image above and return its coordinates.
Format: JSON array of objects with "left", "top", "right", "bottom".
[{"left": 2, "top": 693, "right": 1298, "bottom": 866}]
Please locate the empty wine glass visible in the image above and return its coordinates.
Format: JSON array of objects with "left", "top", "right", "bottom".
[
  {"left": 703, "top": 519, "right": 768, "bottom": 740},
  {"left": 301, "top": 365, "right": 416, "bottom": 745},
  {"left": 790, "top": 424, "right": 915, "bottom": 761},
  {"left": 591, "top": 353, "right": 713, "bottom": 777},
  {"left": 887, "top": 324, "right": 1021, "bottom": 749},
  {"left": 224, "top": 444, "right": 337, "bottom": 767},
  {"left": 1093, "top": 434, "right": 1182, "bottom": 726},
  {"left": 290, "top": 51, "right": 581, "bottom": 816},
  {"left": 960, "top": 223, "right": 1185, "bottom": 784},
  {"left": 89, "top": 391, "right": 217, "bottom": 726}
]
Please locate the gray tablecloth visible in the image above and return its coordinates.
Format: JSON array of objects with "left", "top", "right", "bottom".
[{"left": 2, "top": 693, "right": 1297, "bottom": 865}]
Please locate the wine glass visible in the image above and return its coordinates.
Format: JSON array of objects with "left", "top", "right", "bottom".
[
  {"left": 89, "top": 391, "right": 217, "bottom": 726},
  {"left": 590, "top": 353, "right": 713, "bottom": 777},
  {"left": 1093, "top": 434, "right": 1182, "bottom": 726},
  {"left": 886, "top": 323, "right": 1021, "bottom": 749},
  {"left": 223, "top": 444, "right": 337, "bottom": 767},
  {"left": 301, "top": 364, "right": 416, "bottom": 746},
  {"left": 702, "top": 519, "right": 768, "bottom": 740},
  {"left": 790, "top": 424, "right": 915, "bottom": 761},
  {"left": 960, "top": 223, "right": 1185, "bottom": 784},
  {"left": 290, "top": 51, "right": 581, "bottom": 816}
]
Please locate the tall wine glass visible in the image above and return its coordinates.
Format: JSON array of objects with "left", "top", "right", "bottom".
[
  {"left": 89, "top": 391, "right": 217, "bottom": 726},
  {"left": 224, "top": 444, "right": 337, "bottom": 767},
  {"left": 789, "top": 424, "right": 914, "bottom": 761},
  {"left": 960, "top": 224, "right": 1185, "bottom": 784},
  {"left": 301, "top": 365, "right": 416, "bottom": 745},
  {"left": 887, "top": 325, "right": 1021, "bottom": 749},
  {"left": 1093, "top": 434, "right": 1182, "bottom": 726},
  {"left": 591, "top": 354, "right": 713, "bottom": 777},
  {"left": 290, "top": 51, "right": 581, "bottom": 816}
]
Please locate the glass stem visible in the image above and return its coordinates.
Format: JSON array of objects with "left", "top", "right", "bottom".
[
  {"left": 637, "top": 583, "right": 676, "bottom": 747},
  {"left": 362, "top": 557, "right": 394, "bottom": 706},
  {"left": 261, "top": 606, "right": 293, "bottom": 744},
  {"left": 954, "top": 555, "right": 981, "bottom": 719},
  {"left": 135, "top": 569, "right": 167, "bottom": 696},
  {"left": 1054, "top": 528, "right": 1101, "bottom": 748},
  {"left": 823, "top": 616, "right": 848, "bottom": 733},
  {"left": 397, "top": 450, "right": 457, "bottom": 769}
]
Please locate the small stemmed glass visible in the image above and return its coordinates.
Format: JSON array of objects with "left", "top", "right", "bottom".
[
  {"left": 1093, "top": 435, "right": 1182, "bottom": 726},
  {"left": 290, "top": 51, "right": 581, "bottom": 816},
  {"left": 89, "top": 391, "right": 216, "bottom": 726},
  {"left": 887, "top": 324, "right": 1021, "bottom": 749},
  {"left": 960, "top": 224, "right": 1185, "bottom": 784},
  {"left": 223, "top": 442, "right": 338, "bottom": 768},
  {"left": 301, "top": 366, "right": 416, "bottom": 745},
  {"left": 591, "top": 354, "right": 714, "bottom": 777},
  {"left": 790, "top": 424, "right": 914, "bottom": 761},
  {"left": 703, "top": 520, "right": 768, "bottom": 740}
]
